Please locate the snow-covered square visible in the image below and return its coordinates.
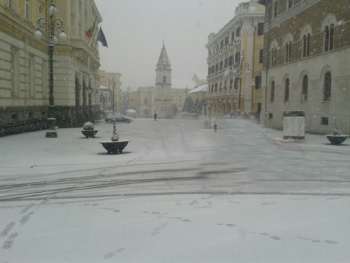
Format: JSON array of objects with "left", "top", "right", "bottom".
[{"left": 1, "top": 119, "right": 350, "bottom": 262}]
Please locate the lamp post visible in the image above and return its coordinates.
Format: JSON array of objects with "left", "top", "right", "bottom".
[{"left": 34, "top": 0, "right": 67, "bottom": 138}]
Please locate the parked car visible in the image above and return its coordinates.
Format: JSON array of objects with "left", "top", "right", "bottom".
[{"left": 105, "top": 112, "right": 133, "bottom": 123}]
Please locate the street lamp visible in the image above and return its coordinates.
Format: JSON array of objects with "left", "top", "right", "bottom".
[{"left": 34, "top": 1, "right": 66, "bottom": 138}]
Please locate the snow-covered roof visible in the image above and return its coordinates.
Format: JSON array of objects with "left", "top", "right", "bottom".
[{"left": 189, "top": 84, "right": 208, "bottom": 94}]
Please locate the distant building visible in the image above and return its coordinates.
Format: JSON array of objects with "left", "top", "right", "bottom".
[
  {"left": 207, "top": 0, "right": 265, "bottom": 118},
  {"left": 188, "top": 83, "right": 208, "bottom": 116},
  {"left": 97, "top": 70, "right": 122, "bottom": 113},
  {"left": 125, "top": 44, "right": 187, "bottom": 118},
  {"left": 260, "top": 0, "right": 350, "bottom": 134},
  {"left": 184, "top": 76, "right": 208, "bottom": 115}
]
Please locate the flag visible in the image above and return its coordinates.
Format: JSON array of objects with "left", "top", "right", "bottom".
[
  {"left": 97, "top": 27, "right": 108, "bottom": 47},
  {"left": 85, "top": 19, "right": 97, "bottom": 40}
]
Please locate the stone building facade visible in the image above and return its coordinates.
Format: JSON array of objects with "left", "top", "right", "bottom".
[
  {"left": 0, "top": 0, "right": 102, "bottom": 136},
  {"left": 260, "top": 0, "right": 350, "bottom": 134},
  {"left": 207, "top": 0, "right": 265, "bottom": 118},
  {"left": 97, "top": 70, "right": 122, "bottom": 113},
  {"left": 122, "top": 44, "right": 187, "bottom": 119}
]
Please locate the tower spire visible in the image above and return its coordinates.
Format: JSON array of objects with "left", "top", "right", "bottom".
[
  {"left": 156, "top": 42, "right": 171, "bottom": 69},
  {"left": 155, "top": 42, "right": 172, "bottom": 89}
]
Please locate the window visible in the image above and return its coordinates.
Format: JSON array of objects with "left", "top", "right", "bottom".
[
  {"left": 230, "top": 79, "right": 233, "bottom": 90},
  {"left": 270, "top": 81, "right": 275, "bottom": 102},
  {"left": 234, "top": 78, "right": 240, "bottom": 90},
  {"left": 236, "top": 27, "right": 241, "bottom": 38},
  {"left": 321, "top": 117, "right": 329, "bottom": 125},
  {"left": 329, "top": 24, "right": 335, "bottom": 50},
  {"left": 324, "top": 26, "right": 329, "bottom": 51},
  {"left": 323, "top": 71, "right": 332, "bottom": 101},
  {"left": 287, "top": 0, "right": 293, "bottom": 9},
  {"left": 235, "top": 52, "right": 240, "bottom": 65},
  {"left": 6, "top": 0, "right": 13, "bottom": 9},
  {"left": 273, "top": 1, "right": 278, "bottom": 17},
  {"left": 163, "top": 76, "right": 167, "bottom": 83},
  {"left": 220, "top": 61, "right": 223, "bottom": 71},
  {"left": 225, "top": 37, "right": 229, "bottom": 45},
  {"left": 302, "top": 34, "right": 311, "bottom": 57},
  {"left": 271, "top": 48, "right": 277, "bottom": 66},
  {"left": 307, "top": 34, "right": 311, "bottom": 55},
  {"left": 324, "top": 24, "right": 334, "bottom": 52},
  {"left": 25, "top": 0, "right": 30, "bottom": 19},
  {"left": 259, "top": 49, "right": 264, "bottom": 63},
  {"left": 229, "top": 56, "right": 233, "bottom": 66},
  {"left": 255, "top": 76, "right": 262, "bottom": 89},
  {"left": 285, "top": 41, "right": 292, "bottom": 63},
  {"left": 257, "top": 23, "right": 264, "bottom": 36},
  {"left": 284, "top": 78, "right": 290, "bottom": 103},
  {"left": 302, "top": 75, "right": 308, "bottom": 102},
  {"left": 231, "top": 32, "right": 235, "bottom": 42}
]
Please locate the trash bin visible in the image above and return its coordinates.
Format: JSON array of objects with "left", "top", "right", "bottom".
[{"left": 283, "top": 111, "right": 305, "bottom": 140}]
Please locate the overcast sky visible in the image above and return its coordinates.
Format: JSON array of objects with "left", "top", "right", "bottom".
[{"left": 95, "top": 0, "right": 241, "bottom": 90}]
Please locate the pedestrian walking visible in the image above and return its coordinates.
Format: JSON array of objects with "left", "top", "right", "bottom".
[{"left": 213, "top": 122, "right": 218, "bottom": 132}]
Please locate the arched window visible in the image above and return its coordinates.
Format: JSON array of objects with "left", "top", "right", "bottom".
[
  {"left": 329, "top": 24, "right": 335, "bottom": 50},
  {"left": 324, "top": 26, "right": 330, "bottom": 51},
  {"left": 270, "top": 81, "right": 275, "bottom": 102},
  {"left": 284, "top": 78, "right": 290, "bottom": 103},
  {"left": 302, "top": 75, "right": 308, "bottom": 102},
  {"left": 323, "top": 71, "right": 332, "bottom": 101},
  {"left": 324, "top": 24, "right": 335, "bottom": 52}
]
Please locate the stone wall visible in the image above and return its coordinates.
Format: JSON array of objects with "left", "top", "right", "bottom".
[{"left": 263, "top": 0, "right": 350, "bottom": 134}]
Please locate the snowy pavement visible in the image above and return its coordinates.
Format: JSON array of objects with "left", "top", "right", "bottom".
[{"left": 1, "top": 118, "right": 350, "bottom": 262}]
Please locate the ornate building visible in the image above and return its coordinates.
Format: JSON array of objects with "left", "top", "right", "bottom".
[
  {"left": 155, "top": 43, "right": 171, "bottom": 89},
  {"left": 0, "top": 0, "right": 102, "bottom": 136},
  {"left": 207, "top": 0, "right": 265, "bottom": 118},
  {"left": 124, "top": 44, "right": 187, "bottom": 118},
  {"left": 260, "top": 0, "right": 350, "bottom": 134},
  {"left": 97, "top": 70, "right": 122, "bottom": 113}
]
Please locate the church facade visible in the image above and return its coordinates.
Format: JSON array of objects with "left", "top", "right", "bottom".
[{"left": 130, "top": 43, "right": 187, "bottom": 119}]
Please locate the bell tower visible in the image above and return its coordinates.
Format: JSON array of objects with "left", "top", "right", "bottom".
[{"left": 155, "top": 42, "right": 172, "bottom": 89}]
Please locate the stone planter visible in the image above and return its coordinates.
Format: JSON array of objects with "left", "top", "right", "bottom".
[
  {"left": 82, "top": 130, "right": 98, "bottom": 138},
  {"left": 101, "top": 141, "right": 129, "bottom": 154},
  {"left": 326, "top": 135, "right": 348, "bottom": 145}
]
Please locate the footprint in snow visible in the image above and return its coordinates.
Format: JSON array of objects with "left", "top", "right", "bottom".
[{"left": 0, "top": 222, "right": 16, "bottom": 238}]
